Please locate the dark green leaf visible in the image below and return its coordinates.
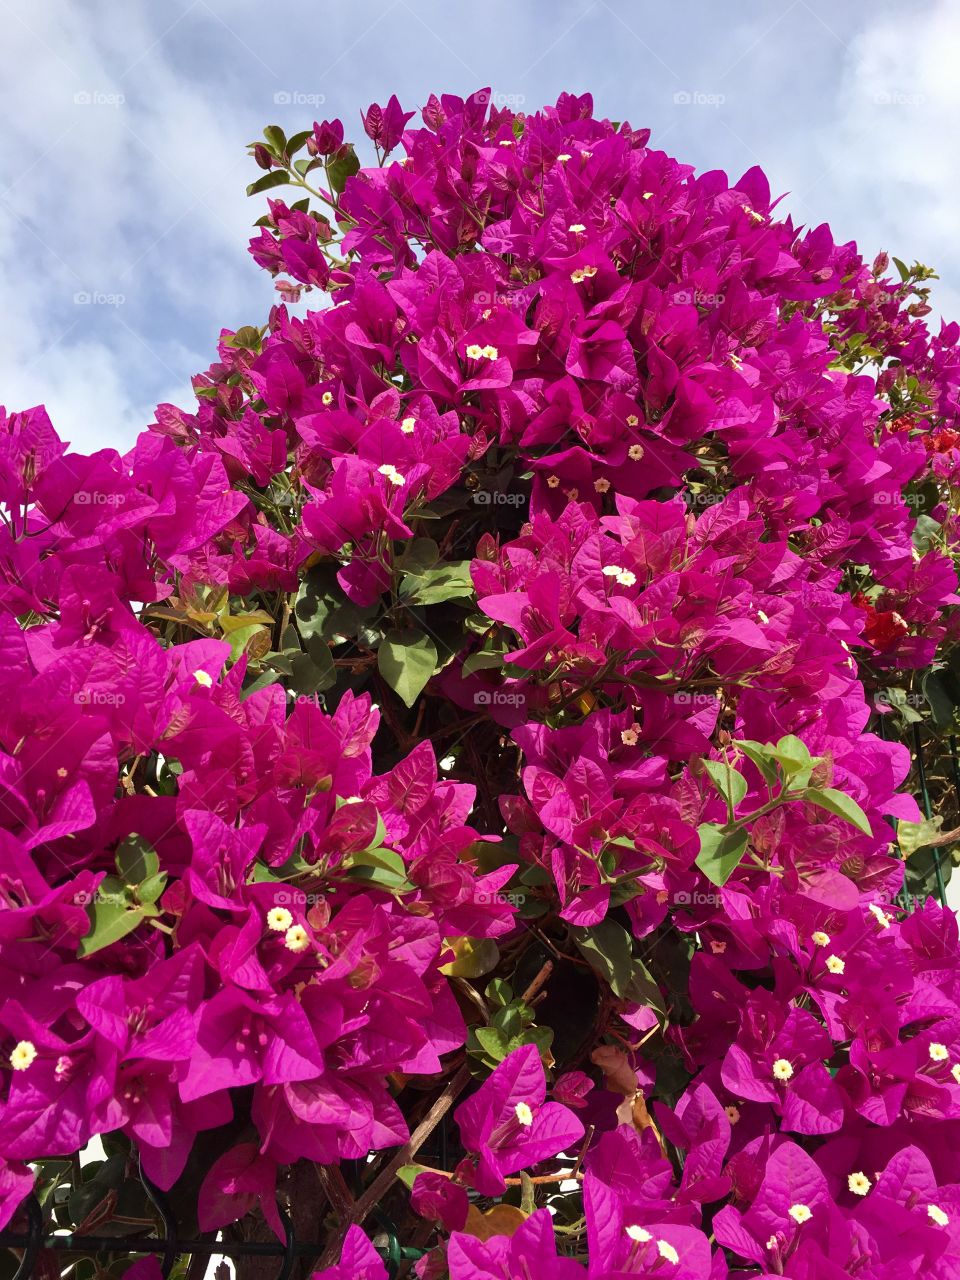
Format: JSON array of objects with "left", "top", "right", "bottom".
[
  {"left": 695, "top": 822, "right": 748, "bottom": 886},
  {"left": 246, "top": 171, "right": 290, "bottom": 197},
  {"left": 378, "top": 629, "right": 438, "bottom": 706},
  {"left": 570, "top": 919, "right": 634, "bottom": 997},
  {"left": 327, "top": 144, "right": 360, "bottom": 197}
]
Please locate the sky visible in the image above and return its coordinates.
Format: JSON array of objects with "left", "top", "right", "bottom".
[{"left": 0, "top": 0, "right": 957, "bottom": 454}]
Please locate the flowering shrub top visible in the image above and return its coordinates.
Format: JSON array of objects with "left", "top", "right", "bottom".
[{"left": 3, "top": 89, "right": 960, "bottom": 1278}]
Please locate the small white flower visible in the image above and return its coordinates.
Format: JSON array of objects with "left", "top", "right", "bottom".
[
  {"left": 570, "top": 268, "right": 586, "bottom": 283},
  {"left": 625, "top": 1224, "right": 651, "bottom": 1243},
  {"left": 193, "top": 669, "right": 213, "bottom": 688},
  {"left": 514, "top": 1102, "right": 533, "bottom": 1126},
  {"left": 284, "top": 925, "right": 310, "bottom": 953},
  {"left": 788, "top": 1204, "right": 812, "bottom": 1225},
  {"left": 481, "top": 344, "right": 499, "bottom": 360},
  {"left": 773, "top": 1058, "right": 794, "bottom": 1082},
  {"left": 868, "top": 903, "right": 892, "bottom": 929},
  {"left": 10, "top": 1041, "right": 36, "bottom": 1071},
  {"left": 546, "top": 475, "right": 561, "bottom": 489},
  {"left": 930, "top": 1043, "right": 950, "bottom": 1062},
  {"left": 616, "top": 569, "right": 637, "bottom": 586},
  {"left": 400, "top": 416, "right": 416, "bottom": 434},
  {"left": 848, "top": 1172, "right": 871, "bottom": 1196},
  {"left": 928, "top": 1204, "right": 950, "bottom": 1227},
  {"left": 594, "top": 477, "right": 611, "bottom": 494},
  {"left": 628, "top": 444, "right": 644, "bottom": 461},
  {"left": 377, "top": 464, "right": 406, "bottom": 486},
  {"left": 811, "top": 931, "right": 831, "bottom": 947},
  {"left": 267, "top": 907, "right": 293, "bottom": 933},
  {"left": 621, "top": 725, "right": 641, "bottom": 747},
  {"left": 725, "top": 1105, "right": 740, "bottom": 1124},
  {"left": 602, "top": 565, "right": 620, "bottom": 577},
  {"left": 466, "top": 343, "right": 484, "bottom": 359},
  {"left": 568, "top": 223, "right": 586, "bottom": 233},
  {"left": 321, "top": 391, "right": 334, "bottom": 406},
  {"left": 757, "top": 610, "right": 770, "bottom": 624},
  {"left": 951, "top": 1062, "right": 960, "bottom": 1084},
  {"left": 557, "top": 153, "right": 572, "bottom": 163},
  {"left": 656, "top": 1239, "right": 679, "bottom": 1265},
  {"left": 825, "top": 955, "right": 845, "bottom": 975},
  {"left": 626, "top": 414, "right": 639, "bottom": 426}
]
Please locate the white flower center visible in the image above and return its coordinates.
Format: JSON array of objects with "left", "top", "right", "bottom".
[
  {"left": 10, "top": 1041, "right": 37, "bottom": 1071},
  {"left": 514, "top": 1101, "right": 533, "bottom": 1126},
  {"left": 284, "top": 925, "right": 310, "bottom": 953},
  {"left": 267, "top": 907, "right": 293, "bottom": 933}
]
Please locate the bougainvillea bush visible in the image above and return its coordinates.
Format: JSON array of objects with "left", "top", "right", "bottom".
[{"left": 5, "top": 89, "right": 960, "bottom": 1279}]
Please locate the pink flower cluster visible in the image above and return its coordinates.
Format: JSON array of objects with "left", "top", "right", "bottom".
[{"left": 3, "top": 89, "right": 960, "bottom": 1277}]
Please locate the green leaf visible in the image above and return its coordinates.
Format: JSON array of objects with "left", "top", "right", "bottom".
[
  {"left": 923, "top": 669, "right": 957, "bottom": 731},
  {"left": 400, "top": 560, "right": 474, "bottom": 606},
  {"left": 702, "top": 760, "right": 747, "bottom": 813},
  {"left": 327, "top": 144, "right": 360, "bottom": 197},
  {"left": 349, "top": 846, "right": 407, "bottom": 878},
  {"left": 396, "top": 538, "right": 440, "bottom": 574},
  {"left": 486, "top": 978, "right": 514, "bottom": 1008},
  {"left": 805, "top": 787, "right": 872, "bottom": 836},
  {"left": 78, "top": 882, "right": 148, "bottom": 957},
  {"left": 378, "top": 629, "right": 438, "bottom": 707},
  {"left": 896, "top": 815, "right": 944, "bottom": 858},
  {"left": 263, "top": 125, "right": 287, "bottom": 155},
  {"left": 570, "top": 919, "right": 634, "bottom": 996},
  {"left": 115, "top": 834, "right": 159, "bottom": 885},
  {"left": 462, "top": 651, "right": 507, "bottom": 676},
  {"left": 771, "top": 735, "right": 813, "bottom": 776},
  {"left": 695, "top": 822, "right": 749, "bottom": 887},
  {"left": 246, "top": 171, "right": 290, "bottom": 197},
  {"left": 286, "top": 129, "right": 314, "bottom": 156},
  {"left": 289, "top": 649, "right": 335, "bottom": 696},
  {"left": 439, "top": 936, "right": 500, "bottom": 978},
  {"left": 473, "top": 1026, "right": 510, "bottom": 1062},
  {"left": 733, "top": 738, "right": 779, "bottom": 786},
  {"left": 396, "top": 1164, "right": 428, "bottom": 1191}
]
